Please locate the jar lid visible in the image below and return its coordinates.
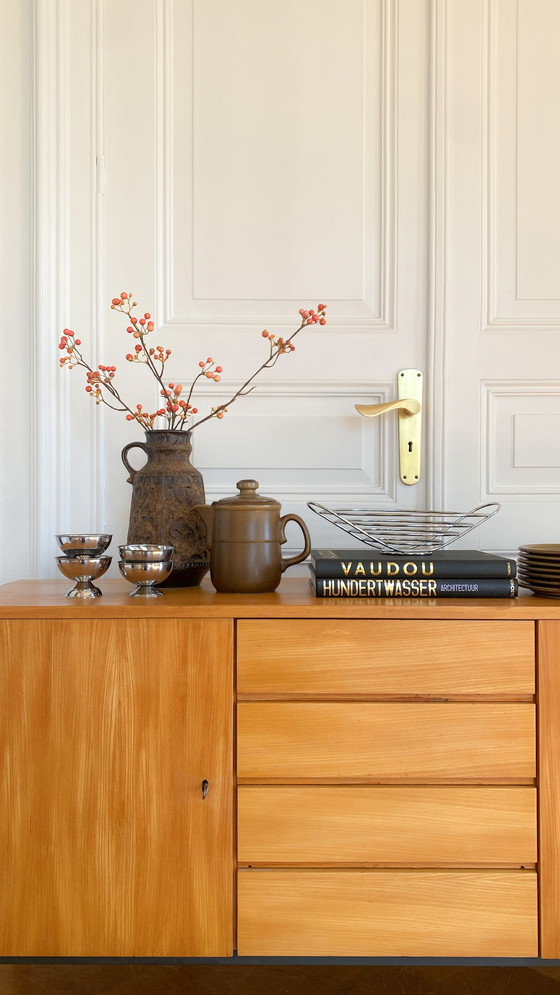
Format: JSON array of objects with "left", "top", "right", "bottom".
[{"left": 214, "top": 479, "right": 279, "bottom": 509}]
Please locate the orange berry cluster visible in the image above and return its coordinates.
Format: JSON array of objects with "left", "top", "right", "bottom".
[
  {"left": 261, "top": 329, "right": 296, "bottom": 354},
  {"left": 58, "top": 329, "right": 82, "bottom": 364},
  {"left": 261, "top": 304, "right": 327, "bottom": 358},
  {"left": 212, "top": 407, "right": 228, "bottom": 420},
  {"left": 124, "top": 404, "right": 158, "bottom": 429},
  {"left": 198, "top": 357, "right": 223, "bottom": 382},
  {"left": 85, "top": 367, "right": 117, "bottom": 404},
  {"left": 299, "top": 305, "right": 327, "bottom": 325},
  {"left": 159, "top": 383, "right": 199, "bottom": 420}
]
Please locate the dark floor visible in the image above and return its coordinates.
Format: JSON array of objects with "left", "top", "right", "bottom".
[{"left": 1, "top": 966, "right": 560, "bottom": 995}]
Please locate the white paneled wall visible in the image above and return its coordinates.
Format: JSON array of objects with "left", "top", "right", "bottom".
[{"left": 1, "top": 0, "right": 559, "bottom": 582}]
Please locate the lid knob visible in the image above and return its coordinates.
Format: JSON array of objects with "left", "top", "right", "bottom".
[{"left": 237, "top": 479, "right": 259, "bottom": 493}]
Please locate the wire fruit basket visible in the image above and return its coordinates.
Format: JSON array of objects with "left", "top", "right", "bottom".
[{"left": 307, "top": 501, "right": 501, "bottom": 555}]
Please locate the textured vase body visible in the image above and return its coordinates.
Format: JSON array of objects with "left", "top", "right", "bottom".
[{"left": 121, "top": 430, "right": 209, "bottom": 587}]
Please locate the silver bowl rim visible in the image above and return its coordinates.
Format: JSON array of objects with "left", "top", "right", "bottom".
[
  {"left": 118, "top": 558, "right": 173, "bottom": 569},
  {"left": 56, "top": 554, "right": 112, "bottom": 565},
  {"left": 118, "top": 544, "right": 175, "bottom": 561},
  {"left": 56, "top": 533, "right": 112, "bottom": 543},
  {"left": 119, "top": 543, "right": 174, "bottom": 552}
]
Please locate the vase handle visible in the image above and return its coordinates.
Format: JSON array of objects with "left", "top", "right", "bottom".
[
  {"left": 279, "top": 514, "right": 312, "bottom": 572},
  {"left": 121, "top": 441, "right": 148, "bottom": 484}
]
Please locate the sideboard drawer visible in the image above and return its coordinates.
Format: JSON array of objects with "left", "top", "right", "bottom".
[
  {"left": 238, "top": 786, "right": 537, "bottom": 864},
  {"left": 237, "top": 620, "right": 535, "bottom": 696},
  {"left": 237, "top": 703, "right": 536, "bottom": 780},
  {"left": 237, "top": 869, "right": 538, "bottom": 956}
]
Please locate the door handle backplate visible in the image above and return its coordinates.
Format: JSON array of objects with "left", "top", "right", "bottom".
[{"left": 355, "top": 369, "right": 423, "bottom": 485}]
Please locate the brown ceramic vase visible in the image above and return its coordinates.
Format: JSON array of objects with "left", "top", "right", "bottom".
[{"left": 121, "top": 430, "right": 209, "bottom": 587}]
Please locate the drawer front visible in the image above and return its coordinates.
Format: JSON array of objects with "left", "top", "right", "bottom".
[
  {"left": 238, "top": 869, "right": 538, "bottom": 956},
  {"left": 237, "top": 620, "right": 535, "bottom": 695},
  {"left": 238, "top": 786, "right": 537, "bottom": 864},
  {"left": 237, "top": 703, "right": 536, "bottom": 780}
]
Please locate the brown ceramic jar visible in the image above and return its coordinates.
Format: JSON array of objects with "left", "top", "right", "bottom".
[{"left": 194, "top": 479, "right": 311, "bottom": 593}]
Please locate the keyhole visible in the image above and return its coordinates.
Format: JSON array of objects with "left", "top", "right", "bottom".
[{"left": 408, "top": 441, "right": 413, "bottom": 452}]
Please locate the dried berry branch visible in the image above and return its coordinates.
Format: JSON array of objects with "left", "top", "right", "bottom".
[{"left": 59, "top": 293, "right": 327, "bottom": 431}]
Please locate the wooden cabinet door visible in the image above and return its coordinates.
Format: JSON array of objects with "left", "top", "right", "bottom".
[{"left": 0, "top": 618, "right": 233, "bottom": 956}]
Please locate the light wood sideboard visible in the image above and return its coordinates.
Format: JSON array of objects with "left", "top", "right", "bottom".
[{"left": 1, "top": 579, "right": 560, "bottom": 959}]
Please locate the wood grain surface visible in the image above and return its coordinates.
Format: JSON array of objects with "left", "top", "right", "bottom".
[
  {"left": 537, "top": 620, "right": 560, "bottom": 958},
  {"left": 0, "top": 578, "right": 559, "bottom": 619},
  {"left": 237, "top": 869, "right": 538, "bottom": 956},
  {"left": 238, "top": 785, "right": 537, "bottom": 865},
  {"left": 237, "top": 702, "right": 536, "bottom": 781},
  {"left": 0, "top": 618, "right": 233, "bottom": 957},
  {"left": 237, "top": 619, "right": 535, "bottom": 695},
  {"left": 0, "top": 582, "right": 555, "bottom": 960}
]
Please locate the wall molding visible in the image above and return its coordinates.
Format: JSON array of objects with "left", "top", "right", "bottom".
[
  {"left": 426, "top": 0, "right": 447, "bottom": 510},
  {"left": 182, "top": 378, "right": 398, "bottom": 504},
  {"left": 156, "top": 0, "right": 398, "bottom": 333},
  {"left": 32, "top": 0, "right": 70, "bottom": 578},
  {"left": 90, "top": 0, "right": 106, "bottom": 535},
  {"left": 482, "top": 0, "right": 560, "bottom": 333},
  {"left": 482, "top": 380, "right": 560, "bottom": 495},
  {"left": 33, "top": 0, "right": 104, "bottom": 578}
]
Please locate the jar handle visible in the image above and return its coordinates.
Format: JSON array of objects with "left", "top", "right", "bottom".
[
  {"left": 279, "top": 514, "right": 312, "bottom": 572},
  {"left": 121, "top": 441, "right": 148, "bottom": 484}
]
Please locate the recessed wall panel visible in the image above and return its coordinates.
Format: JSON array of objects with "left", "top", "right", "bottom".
[
  {"left": 514, "top": 414, "right": 560, "bottom": 468},
  {"left": 193, "top": 0, "right": 366, "bottom": 302},
  {"left": 170, "top": 0, "right": 388, "bottom": 325},
  {"left": 487, "top": 0, "right": 560, "bottom": 326},
  {"left": 517, "top": 0, "right": 560, "bottom": 301},
  {"left": 188, "top": 380, "right": 394, "bottom": 500},
  {"left": 484, "top": 383, "right": 560, "bottom": 494}
]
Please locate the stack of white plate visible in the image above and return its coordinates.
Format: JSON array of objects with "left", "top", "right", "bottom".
[{"left": 518, "top": 544, "right": 560, "bottom": 598}]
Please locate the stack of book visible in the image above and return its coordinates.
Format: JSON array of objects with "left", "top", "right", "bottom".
[{"left": 309, "top": 548, "right": 518, "bottom": 598}]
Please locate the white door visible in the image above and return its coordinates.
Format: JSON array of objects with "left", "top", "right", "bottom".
[
  {"left": 30, "top": 0, "right": 560, "bottom": 577},
  {"left": 437, "top": 0, "right": 560, "bottom": 551},
  {"left": 40, "top": 0, "right": 432, "bottom": 573}
]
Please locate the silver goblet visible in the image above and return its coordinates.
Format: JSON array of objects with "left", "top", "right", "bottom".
[
  {"left": 56, "top": 555, "right": 112, "bottom": 598},
  {"left": 56, "top": 534, "right": 112, "bottom": 557},
  {"left": 118, "top": 543, "right": 174, "bottom": 562},
  {"left": 118, "top": 559, "right": 173, "bottom": 596}
]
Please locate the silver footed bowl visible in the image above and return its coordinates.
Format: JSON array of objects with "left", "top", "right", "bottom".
[
  {"left": 118, "top": 543, "right": 174, "bottom": 562},
  {"left": 119, "top": 558, "right": 173, "bottom": 596},
  {"left": 56, "top": 554, "right": 112, "bottom": 598},
  {"left": 56, "top": 533, "right": 112, "bottom": 557}
]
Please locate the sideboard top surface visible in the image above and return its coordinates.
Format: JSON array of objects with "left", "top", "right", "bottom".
[{"left": 0, "top": 579, "right": 559, "bottom": 620}]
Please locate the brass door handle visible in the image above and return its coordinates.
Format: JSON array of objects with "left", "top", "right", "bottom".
[
  {"left": 355, "top": 369, "right": 423, "bottom": 485},
  {"left": 355, "top": 398, "right": 421, "bottom": 418}
]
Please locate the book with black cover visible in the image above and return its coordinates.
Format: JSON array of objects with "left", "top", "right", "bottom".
[
  {"left": 310, "top": 547, "right": 517, "bottom": 579},
  {"left": 309, "top": 568, "right": 518, "bottom": 599}
]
